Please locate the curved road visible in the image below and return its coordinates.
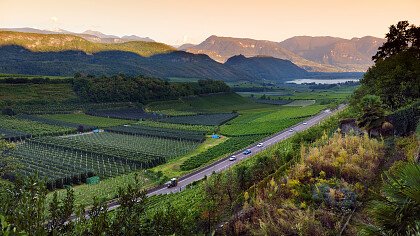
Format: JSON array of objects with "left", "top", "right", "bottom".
[{"left": 102, "top": 104, "right": 346, "bottom": 212}]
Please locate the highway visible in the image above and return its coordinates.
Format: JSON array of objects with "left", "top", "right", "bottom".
[{"left": 80, "top": 104, "right": 346, "bottom": 214}]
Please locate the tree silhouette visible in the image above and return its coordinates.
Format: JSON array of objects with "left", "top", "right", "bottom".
[{"left": 373, "top": 21, "right": 420, "bottom": 61}]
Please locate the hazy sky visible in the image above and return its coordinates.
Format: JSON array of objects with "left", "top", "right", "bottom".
[{"left": 1, "top": 0, "right": 419, "bottom": 45}]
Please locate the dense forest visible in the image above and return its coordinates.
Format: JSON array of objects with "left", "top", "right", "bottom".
[{"left": 72, "top": 75, "right": 231, "bottom": 103}]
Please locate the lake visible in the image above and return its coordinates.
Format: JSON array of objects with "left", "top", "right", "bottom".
[{"left": 287, "top": 78, "right": 360, "bottom": 84}]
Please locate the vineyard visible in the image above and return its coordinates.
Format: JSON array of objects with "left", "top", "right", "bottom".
[
  {"left": 17, "top": 114, "right": 96, "bottom": 132},
  {"left": 10, "top": 101, "right": 136, "bottom": 115},
  {"left": 87, "top": 107, "right": 164, "bottom": 120},
  {"left": 11, "top": 141, "right": 136, "bottom": 189},
  {"left": 41, "top": 114, "right": 133, "bottom": 128},
  {"left": 0, "top": 128, "right": 31, "bottom": 141},
  {"left": 105, "top": 125, "right": 205, "bottom": 142},
  {"left": 158, "top": 113, "right": 238, "bottom": 126},
  {"left": 0, "top": 115, "right": 73, "bottom": 139}
]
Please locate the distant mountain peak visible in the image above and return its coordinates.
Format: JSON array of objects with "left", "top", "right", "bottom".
[{"left": 82, "top": 30, "right": 119, "bottom": 39}]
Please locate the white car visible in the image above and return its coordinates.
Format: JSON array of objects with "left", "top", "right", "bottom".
[
  {"left": 257, "top": 143, "right": 264, "bottom": 148},
  {"left": 229, "top": 155, "right": 237, "bottom": 161},
  {"left": 303, "top": 122, "right": 307, "bottom": 125},
  {"left": 289, "top": 129, "right": 294, "bottom": 132}
]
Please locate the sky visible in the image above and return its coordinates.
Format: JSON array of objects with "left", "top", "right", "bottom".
[{"left": 1, "top": 0, "right": 419, "bottom": 46}]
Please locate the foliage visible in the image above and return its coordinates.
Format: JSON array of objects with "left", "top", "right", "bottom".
[
  {"left": 355, "top": 21, "right": 420, "bottom": 110},
  {"left": 360, "top": 162, "right": 420, "bottom": 235},
  {"left": 0, "top": 83, "right": 76, "bottom": 103},
  {"left": 0, "top": 31, "right": 175, "bottom": 57},
  {"left": 373, "top": 21, "right": 420, "bottom": 61},
  {"left": 73, "top": 75, "right": 230, "bottom": 103},
  {"left": 387, "top": 101, "right": 420, "bottom": 136},
  {"left": 356, "top": 95, "right": 386, "bottom": 134}
]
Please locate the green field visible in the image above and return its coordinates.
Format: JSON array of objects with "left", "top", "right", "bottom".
[
  {"left": 0, "top": 115, "right": 73, "bottom": 137},
  {"left": 146, "top": 93, "right": 272, "bottom": 114},
  {"left": 41, "top": 114, "right": 133, "bottom": 127},
  {"left": 219, "top": 105, "right": 326, "bottom": 136},
  {"left": 0, "top": 83, "right": 76, "bottom": 102}
]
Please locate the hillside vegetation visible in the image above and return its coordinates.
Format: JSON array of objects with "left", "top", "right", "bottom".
[{"left": 0, "top": 31, "right": 175, "bottom": 57}]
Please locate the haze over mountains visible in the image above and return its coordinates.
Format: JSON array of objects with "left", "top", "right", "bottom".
[
  {"left": 182, "top": 35, "right": 386, "bottom": 72},
  {"left": 0, "top": 28, "right": 382, "bottom": 82}
]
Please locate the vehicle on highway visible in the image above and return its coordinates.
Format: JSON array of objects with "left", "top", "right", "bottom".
[
  {"left": 257, "top": 143, "right": 264, "bottom": 147},
  {"left": 303, "top": 122, "right": 307, "bottom": 125},
  {"left": 289, "top": 128, "right": 294, "bottom": 132},
  {"left": 243, "top": 149, "right": 251, "bottom": 155},
  {"left": 229, "top": 155, "right": 237, "bottom": 161},
  {"left": 167, "top": 178, "right": 178, "bottom": 188}
]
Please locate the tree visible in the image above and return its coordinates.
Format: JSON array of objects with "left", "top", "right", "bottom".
[
  {"left": 360, "top": 163, "right": 420, "bottom": 235},
  {"left": 373, "top": 21, "right": 420, "bottom": 61},
  {"left": 357, "top": 95, "right": 385, "bottom": 135}
]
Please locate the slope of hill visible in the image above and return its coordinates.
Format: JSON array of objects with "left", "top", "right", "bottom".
[
  {"left": 0, "top": 31, "right": 173, "bottom": 57},
  {"left": 279, "top": 36, "right": 386, "bottom": 71},
  {"left": 185, "top": 35, "right": 385, "bottom": 72},
  {"left": 225, "top": 55, "right": 308, "bottom": 82},
  {"left": 186, "top": 35, "right": 342, "bottom": 72},
  {"left": 0, "top": 45, "right": 252, "bottom": 81}
]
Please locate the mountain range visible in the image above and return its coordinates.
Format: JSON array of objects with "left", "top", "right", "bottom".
[
  {"left": 182, "top": 35, "right": 385, "bottom": 72},
  {"left": 0, "top": 28, "right": 383, "bottom": 83},
  {"left": 0, "top": 27, "right": 155, "bottom": 43}
]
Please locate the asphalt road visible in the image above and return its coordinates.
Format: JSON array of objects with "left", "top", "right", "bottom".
[{"left": 79, "top": 104, "right": 346, "bottom": 215}]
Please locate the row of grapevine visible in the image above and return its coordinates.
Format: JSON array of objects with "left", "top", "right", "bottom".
[
  {"left": 158, "top": 113, "right": 238, "bottom": 126},
  {"left": 17, "top": 114, "right": 96, "bottom": 132},
  {"left": 10, "top": 141, "right": 138, "bottom": 189},
  {"left": 87, "top": 108, "right": 165, "bottom": 120},
  {"left": 105, "top": 124, "right": 205, "bottom": 142},
  {"left": 32, "top": 132, "right": 199, "bottom": 164},
  {"left": 13, "top": 102, "right": 137, "bottom": 115},
  {"left": 0, "top": 128, "right": 31, "bottom": 141},
  {"left": 0, "top": 115, "right": 74, "bottom": 140}
]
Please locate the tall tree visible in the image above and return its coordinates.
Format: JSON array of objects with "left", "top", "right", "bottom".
[{"left": 373, "top": 21, "right": 420, "bottom": 61}]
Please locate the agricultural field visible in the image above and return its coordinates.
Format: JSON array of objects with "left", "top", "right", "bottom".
[
  {"left": 106, "top": 124, "right": 205, "bottom": 142},
  {"left": 136, "top": 120, "right": 216, "bottom": 133},
  {"left": 87, "top": 107, "right": 164, "bottom": 120},
  {"left": 41, "top": 113, "right": 133, "bottom": 128},
  {"left": 219, "top": 105, "right": 326, "bottom": 136},
  {"left": 0, "top": 83, "right": 76, "bottom": 103},
  {"left": 158, "top": 113, "right": 238, "bottom": 126},
  {"left": 33, "top": 132, "right": 199, "bottom": 166},
  {"left": 146, "top": 92, "right": 272, "bottom": 114},
  {"left": 0, "top": 115, "right": 73, "bottom": 138},
  {"left": 283, "top": 99, "right": 316, "bottom": 106},
  {"left": 11, "top": 141, "right": 136, "bottom": 189},
  {"left": 17, "top": 114, "right": 96, "bottom": 131}
]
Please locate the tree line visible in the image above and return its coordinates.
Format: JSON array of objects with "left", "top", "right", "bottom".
[{"left": 72, "top": 75, "right": 231, "bottom": 103}]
